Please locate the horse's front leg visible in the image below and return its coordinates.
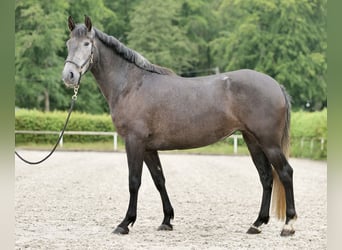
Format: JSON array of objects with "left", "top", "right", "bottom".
[{"left": 113, "top": 136, "right": 145, "bottom": 234}]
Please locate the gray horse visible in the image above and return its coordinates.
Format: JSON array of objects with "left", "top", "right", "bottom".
[{"left": 62, "top": 16, "right": 297, "bottom": 236}]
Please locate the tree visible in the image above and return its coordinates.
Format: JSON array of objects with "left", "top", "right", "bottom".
[
  {"left": 67, "top": 0, "right": 117, "bottom": 32},
  {"left": 103, "top": 0, "right": 141, "bottom": 42},
  {"left": 15, "top": 0, "right": 116, "bottom": 113},
  {"left": 127, "top": 0, "right": 197, "bottom": 74},
  {"left": 178, "top": 0, "right": 219, "bottom": 76},
  {"left": 15, "top": 0, "right": 70, "bottom": 111},
  {"left": 210, "top": 0, "right": 327, "bottom": 110}
]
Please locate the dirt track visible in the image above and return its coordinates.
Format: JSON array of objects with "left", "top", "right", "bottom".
[{"left": 15, "top": 150, "right": 326, "bottom": 249}]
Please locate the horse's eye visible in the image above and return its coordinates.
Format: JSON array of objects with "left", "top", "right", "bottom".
[{"left": 84, "top": 42, "right": 90, "bottom": 46}]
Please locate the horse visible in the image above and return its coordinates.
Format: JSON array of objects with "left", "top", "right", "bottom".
[{"left": 62, "top": 16, "right": 297, "bottom": 236}]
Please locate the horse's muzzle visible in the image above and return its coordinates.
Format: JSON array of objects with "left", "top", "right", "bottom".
[{"left": 62, "top": 64, "right": 81, "bottom": 88}]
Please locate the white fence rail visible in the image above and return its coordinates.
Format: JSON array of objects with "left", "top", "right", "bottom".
[
  {"left": 15, "top": 130, "right": 118, "bottom": 151},
  {"left": 298, "top": 137, "right": 326, "bottom": 152}
]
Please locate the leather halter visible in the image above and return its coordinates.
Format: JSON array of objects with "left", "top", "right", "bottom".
[{"left": 64, "top": 39, "right": 95, "bottom": 84}]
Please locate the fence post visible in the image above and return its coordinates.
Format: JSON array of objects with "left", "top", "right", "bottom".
[
  {"left": 233, "top": 135, "right": 238, "bottom": 154},
  {"left": 113, "top": 132, "right": 117, "bottom": 151},
  {"left": 300, "top": 138, "right": 304, "bottom": 149},
  {"left": 321, "top": 138, "right": 325, "bottom": 151},
  {"left": 310, "top": 139, "right": 314, "bottom": 153},
  {"left": 59, "top": 132, "right": 63, "bottom": 148}
]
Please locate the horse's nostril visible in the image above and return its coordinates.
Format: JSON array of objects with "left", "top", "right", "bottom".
[{"left": 70, "top": 72, "right": 74, "bottom": 79}]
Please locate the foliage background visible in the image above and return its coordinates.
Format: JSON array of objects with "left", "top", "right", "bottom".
[{"left": 15, "top": 0, "right": 327, "bottom": 113}]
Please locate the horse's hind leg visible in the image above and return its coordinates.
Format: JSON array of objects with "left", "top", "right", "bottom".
[
  {"left": 144, "top": 151, "right": 174, "bottom": 231},
  {"left": 263, "top": 146, "right": 297, "bottom": 236},
  {"left": 243, "top": 133, "right": 273, "bottom": 234}
]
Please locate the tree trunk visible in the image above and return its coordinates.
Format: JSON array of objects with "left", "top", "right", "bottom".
[{"left": 44, "top": 89, "right": 50, "bottom": 112}]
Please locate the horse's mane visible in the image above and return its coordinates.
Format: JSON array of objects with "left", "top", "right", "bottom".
[{"left": 71, "top": 25, "right": 174, "bottom": 75}]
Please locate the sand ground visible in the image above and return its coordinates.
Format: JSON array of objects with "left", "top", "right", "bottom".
[{"left": 15, "top": 151, "right": 327, "bottom": 249}]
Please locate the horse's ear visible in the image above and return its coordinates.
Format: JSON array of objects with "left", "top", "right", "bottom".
[
  {"left": 84, "top": 15, "right": 92, "bottom": 32},
  {"left": 68, "top": 16, "right": 75, "bottom": 31}
]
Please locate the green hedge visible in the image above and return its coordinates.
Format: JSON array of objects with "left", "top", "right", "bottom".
[
  {"left": 15, "top": 109, "right": 115, "bottom": 144},
  {"left": 15, "top": 108, "right": 327, "bottom": 159},
  {"left": 291, "top": 109, "right": 327, "bottom": 138},
  {"left": 290, "top": 109, "right": 327, "bottom": 159}
]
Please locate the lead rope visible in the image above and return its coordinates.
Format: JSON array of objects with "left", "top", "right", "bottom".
[{"left": 15, "top": 86, "right": 79, "bottom": 165}]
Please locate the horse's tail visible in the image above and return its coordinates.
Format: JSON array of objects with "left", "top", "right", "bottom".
[
  {"left": 280, "top": 85, "right": 291, "bottom": 159},
  {"left": 272, "top": 85, "right": 291, "bottom": 221}
]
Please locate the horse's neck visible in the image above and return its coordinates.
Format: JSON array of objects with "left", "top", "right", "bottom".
[{"left": 90, "top": 40, "right": 137, "bottom": 109}]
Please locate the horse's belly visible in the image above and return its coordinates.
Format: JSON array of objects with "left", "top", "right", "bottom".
[
  {"left": 146, "top": 131, "right": 230, "bottom": 151},
  {"left": 146, "top": 115, "right": 238, "bottom": 151}
]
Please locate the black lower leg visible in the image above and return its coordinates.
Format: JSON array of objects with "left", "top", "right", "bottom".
[
  {"left": 144, "top": 151, "right": 174, "bottom": 230},
  {"left": 271, "top": 154, "right": 297, "bottom": 220},
  {"left": 266, "top": 148, "right": 297, "bottom": 236},
  {"left": 279, "top": 164, "right": 297, "bottom": 236},
  {"left": 247, "top": 164, "right": 273, "bottom": 234},
  {"left": 243, "top": 133, "right": 273, "bottom": 234},
  {"left": 113, "top": 136, "right": 144, "bottom": 234},
  {"left": 114, "top": 181, "right": 140, "bottom": 234}
]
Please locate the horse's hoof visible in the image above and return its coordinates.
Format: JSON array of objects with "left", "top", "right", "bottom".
[
  {"left": 113, "top": 226, "right": 129, "bottom": 234},
  {"left": 158, "top": 224, "right": 173, "bottom": 231},
  {"left": 246, "top": 225, "right": 261, "bottom": 234},
  {"left": 280, "top": 218, "right": 296, "bottom": 236},
  {"left": 280, "top": 228, "right": 295, "bottom": 237}
]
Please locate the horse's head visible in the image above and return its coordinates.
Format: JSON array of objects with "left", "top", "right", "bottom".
[{"left": 62, "top": 15, "right": 95, "bottom": 88}]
